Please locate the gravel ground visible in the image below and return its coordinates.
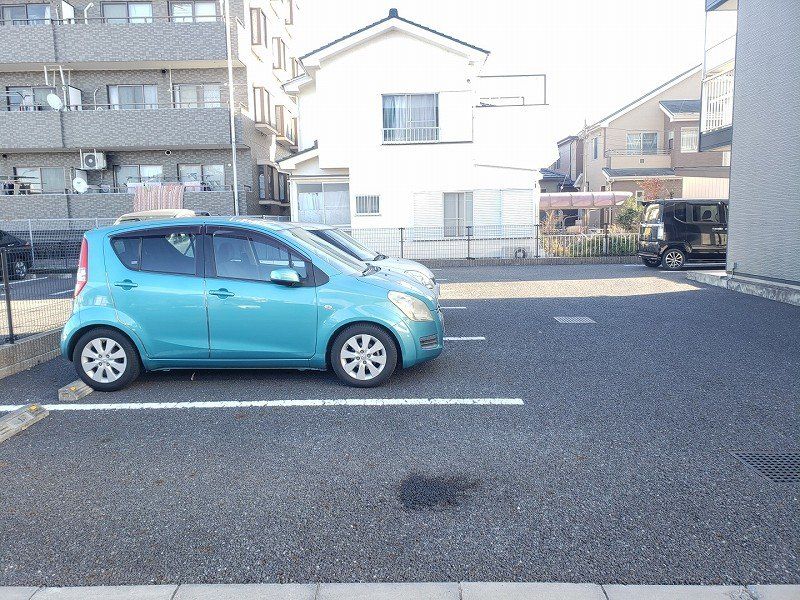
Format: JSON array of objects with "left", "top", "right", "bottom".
[{"left": 0, "top": 264, "right": 797, "bottom": 587}]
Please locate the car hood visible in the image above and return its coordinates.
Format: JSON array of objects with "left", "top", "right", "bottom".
[
  {"left": 368, "top": 257, "right": 435, "bottom": 280},
  {"left": 360, "top": 270, "right": 438, "bottom": 310}
]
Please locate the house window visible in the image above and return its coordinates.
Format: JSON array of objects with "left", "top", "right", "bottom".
[
  {"left": 680, "top": 126, "right": 699, "bottom": 153},
  {"left": 722, "top": 150, "right": 731, "bottom": 166},
  {"left": 383, "top": 94, "right": 439, "bottom": 143},
  {"left": 272, "top": 37, "right": 287, "bottom": 70},
  {"left": 626, "top": 132, "right": 659, "bottom": 155},
  {"left": 297, "top": 182, "right": 350, "bottom": 225},
  {"left": 169, "top": 1, "right": 216, "bottom": 22},
  {"left": 101, "top": 2, "right": 153, "bottom": 23},
  {"left": 108, "top": 84, "right": 157, "bottom": 109},
  {"left": 114, "top": 165, "right": 163, "bottom": 187},
  {"left": 291, "top": 58, "right": 301, "bottom": 79},
  {"left": 173, "top": 83, "right": 221, "bottom": 107},
  {"left": 178, "top": 164, "right": 225, "bottom": 190},
  {"left": 592, "top": 137, "right": 598, "bottom": 159},
  {"left": 252, "top": 87, "right": 272, "bottom": 125},
  {"left": 635, "top": 190, "right": 644, "bottom": 200},
  {"left": 1, "top": 4, "right": 50, "bottom": 25},
  {"left": 443, "top": 192, "right": 473, "bottom": 237},
  {"left": 249, "top": 8, "right": 266, "bottom": 45},
  {"left": 5, "top": 86, "right": 56, "bottom": 111},
  {"left": 285, "top": 0, "right": 294, "bottom": 25},
  {"left": 668, "top": 130, "right": 674, "bottom": 151},
  {"left": 12, "top": 167, "right": 65, "bottom": 194},
  {"left": 257, "top": 165, "right": 288, "bottom": 202},
  {"left": 355, "top": 195, "right": 380, "bottom": 215}
]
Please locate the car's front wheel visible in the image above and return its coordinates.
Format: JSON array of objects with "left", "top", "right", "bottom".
[
  {"left": 330, "top": 324, "right": 398, "bottom": 387},
  {"left": 73, "top": 328, "right": 141, "bottom": 392},
  {"left": 661, "top": 248, "right": 686, "bottom": 271}
]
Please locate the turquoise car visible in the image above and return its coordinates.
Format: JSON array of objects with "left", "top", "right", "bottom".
[{"left": 61, "top": 218, "right": 444, "bottom": 391}]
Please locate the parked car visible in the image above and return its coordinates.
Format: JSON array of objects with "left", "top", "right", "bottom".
[
  {"left": 0, "top": 229, "right": 32, "bottom": 280},
  {"left": 637, "top": 199, "right": 728, "bottom": 270},
  {"left": 299, "top": 223, "right": 440, "bottom": 296},
  {"left": 114, "top": 209, "right": 210, "bottom": 225},
  {"left": 61, "top": 218, "right": 444, "bottom": 391}
]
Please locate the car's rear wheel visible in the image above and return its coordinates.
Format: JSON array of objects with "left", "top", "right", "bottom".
[
  {"left": 661, "top": 248, "right": 686, "bottom": 271},
  {"left": 6, "top": 257, "right": 27, "bottom": 280},
  {"left": 641, "top": 257, "right": 660, "bottom": 268},
  {"left": 73, "top": 328, "right": 141, "bottom": 392},
  {"left": 330, "top": 324, "right": 398, "bottom": 388}
]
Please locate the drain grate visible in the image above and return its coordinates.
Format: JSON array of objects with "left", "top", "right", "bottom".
[
  {"left": 730, "top": 452, "right": 800, "bottom": 483},
  {"left": 554, "top": 316, "right": 596, "bottom": 324}
]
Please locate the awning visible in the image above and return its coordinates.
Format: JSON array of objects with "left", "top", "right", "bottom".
[{"left": 539, "top": 192, "right": 630, "bottom": 210}]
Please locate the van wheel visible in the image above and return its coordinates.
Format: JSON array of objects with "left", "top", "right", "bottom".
[
  {"left": 661, "top": 248, "right": 686, "bottom": 271},
  {"left": 73, "top": 328, "right": 141, "bottom": 392},
  {"left": 330, "top": 324, "right": 398, "bottom": 388},
  {"left": 641, "top": 258, "right": 660, "bottom": 268}
]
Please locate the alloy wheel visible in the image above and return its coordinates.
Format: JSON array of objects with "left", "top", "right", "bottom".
[
  {"left": 664, "top": 250, "right": 684, "bottom": 269},
  {"left": 340, "top": 334, "right": 387, "bottom": 381},
  {"left": 81, "top": 337, "right": 127, "bottom": 383},
  {"left": 12, "top": 260, "right": 27, "bottom": 279}
]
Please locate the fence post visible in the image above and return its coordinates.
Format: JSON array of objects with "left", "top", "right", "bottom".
[
  {"left": 603, "top": 226, "right": 609, "bottom": 256},
  {"left": 399, "top": 227, "right": 405, "bottom": 258},
  {"left": 1, "top": 249, "right": 15, "bottom": 344},
  {"left": 534, "top": 224, "right": 540, "bottom": 258},
  {"left": 27, "top": 219, "right": 35, "bottom": 267},
  {"left": 466, "top": 225, "right": 472, "bottom": 260}
]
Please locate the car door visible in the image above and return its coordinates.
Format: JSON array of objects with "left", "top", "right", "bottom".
[
  {"left": 687, "top": 202, "right": 725, "bottom": 258},
  {"left": 106, "top": 225, "right": 209, "bottom": 359},
  {"left": 204, "top": 226, "right": 318, "bottom": 360}
]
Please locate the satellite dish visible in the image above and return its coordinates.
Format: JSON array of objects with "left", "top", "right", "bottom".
[
  {"left": 46, "top": 93, "right": 63, "bottom": 111},
  {"left": 72, "top": 177, "right": 88, "bottom": 194}
]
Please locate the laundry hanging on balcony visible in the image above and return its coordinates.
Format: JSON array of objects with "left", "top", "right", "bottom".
[{"left": 132, "top": 184, "right": 186, "bottom": 212}]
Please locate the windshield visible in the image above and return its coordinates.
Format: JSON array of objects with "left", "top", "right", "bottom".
[
  {"left": 642, "top": 203, "right": 662, "bottom": 224},
  {"left": 315, "top": 228, "right": 382, "bottom": 261},
  {"left": 286, "top": 227, "right": 367, "bottom": 275}
]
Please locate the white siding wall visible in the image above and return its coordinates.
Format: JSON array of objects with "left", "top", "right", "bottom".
[
  {"left": 682, "top": 176, "right": 730, "bottom": 199},
  {"left": 472, "top": 189, "right": 502, "bottom": 227},
  {"left": 500, "top": 189, "right": 536, "bottom": 227},
  {"left": 412, "top": 191, "right": 444, "bottom": 229},
  {"left": 438, "top": 90, "right": 473, "bottom": 142}
]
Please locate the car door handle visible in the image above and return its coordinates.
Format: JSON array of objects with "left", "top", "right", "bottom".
[
  {"left": 208, "top": 288, "right": 235, "bottom": 298},
  {"left": 113, "top": 279, "right": 138, "bottom": 290},
  {"left": 712, "top": 227, "right": 727, "bottom": 231}
]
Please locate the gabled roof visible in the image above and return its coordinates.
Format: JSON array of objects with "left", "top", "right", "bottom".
[
  {"left": 586, "top": 65, "right": 702, "bottom": 130},
  {"left": 556, "top": 135, "right": 578, "bottom": 146},
  {"left": 603, "top": 167, "right": 677, "bottom": 180},
  {"left": 539, "top": 167, "right": 574, "bottom": 185},
  {"left": 659, "top": 99, "right": 701, "bottom": 121},
  {"left": 300, "top": 8, "right": 489, "bottom": 65}
]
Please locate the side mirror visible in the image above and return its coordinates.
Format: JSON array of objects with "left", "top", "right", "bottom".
[{"left": 270, "top": 267, "right": 300, "bottom": 286}]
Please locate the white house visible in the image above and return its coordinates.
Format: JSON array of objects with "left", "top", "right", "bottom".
[{"left": 278, "top": 8, "right": 556, "bottom": 238}]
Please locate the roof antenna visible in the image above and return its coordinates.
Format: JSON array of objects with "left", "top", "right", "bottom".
[{"left": 388, "top": 8, "right": 398, "bottom": 17}]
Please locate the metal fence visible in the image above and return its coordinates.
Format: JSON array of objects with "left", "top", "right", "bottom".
[{"left": 0, "top": 219, "right": 639, "bottom": 344}]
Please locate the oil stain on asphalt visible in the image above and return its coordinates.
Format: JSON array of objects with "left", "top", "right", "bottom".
[{"left": 397, "top": 473, "right": 479, "bottom": 510}]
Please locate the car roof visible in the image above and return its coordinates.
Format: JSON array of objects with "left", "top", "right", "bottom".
[{"left": 96, "top": 216, "right": 299, "bottom": 235}]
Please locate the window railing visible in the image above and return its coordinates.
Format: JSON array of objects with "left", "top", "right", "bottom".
[
  {"left": 383, "top": 126, "right": 440, "bottom": 144},
  {"left": 701, "top": 68, "right": 734, "bottom": 133}
]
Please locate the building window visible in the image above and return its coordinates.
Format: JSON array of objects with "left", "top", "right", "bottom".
[
  {"left": 5, "top": 85, "right": 56, "bottom": 111},
  {"left": 272, "top": 37, "right": 287, "bottom": 70},
  {"left": 257, "top": 165, "right": 287, "bottom": 202},
  {"left": 169, "top": 1, "right": 216, "bottom": 22},
  {"left": 383, "top": 94, "right": 439, "bottom": 143},
  {"left": 173, "top": 83, "right": 221, "bottom": 108},
  {"left": 250, "top": 8, "right": 266, "bottom": 46},
  {"left": 722, "top": 151, "right": 731, "bottom": 166},
  {"left": 252, "top": 87, "right": 272, "bottom": 125},
  {"left": 12, "top": 167, "right": 65, "bottom": 194},
  {"left": 178, "top": 164, "right": 225, "bottom": 190},
  {"left": 443, "top": 192, "right": 473, "bottom": 237},
  {"left": 626, "top": 132, "right": 659, "bottom": 155},
  {"left": 635, "top": 190, "right": 644, "bottom": 200},
  {"left": 355, "top": 195, "right": 380, "bottom": 215},
  {"left": 285, "top": 0, "right": 294, "bottom": 25},
  {"left": 680, "top": 126, "right": 699, "bottom": 153},
  {"left": 592, "top": 137, "right": 598, "bottom": 159},
  {"left": 108, "top": 84, "right": 157, "bottom": 109},
  {"left": 101, "top": 2, "right": 153, "bottom": 23},
  {"left": 114, "top": 165, "right": 163, "bottom": 187},
  {"left": 668, "top": 130, "right": 674, "bottom": 151},
  {"left": 1, "top": 4, "right": 50, "bottom": 25},
  {"left": 297, "top": 182, "right": 350, "bottom": 225}
]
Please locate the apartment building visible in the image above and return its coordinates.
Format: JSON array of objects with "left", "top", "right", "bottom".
[
  {"left": 278, "top": 9, "right": 556, "bottom": 233},
  {"left": 571, "top": 65, "right": 729, "bottom": 225},
  {"left": 699, "top": 0, "right": 800, "bottom": 289},
  {"left": 0, "top": 0, "right": 299, "bottom": 220}
]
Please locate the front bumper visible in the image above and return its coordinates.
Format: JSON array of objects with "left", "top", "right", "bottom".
[
  {"left": 637, "top": 241, "right": 663, "bottom": 260},
  {"left": 394, "top": 310, "right": 444, "bottom": 368}
]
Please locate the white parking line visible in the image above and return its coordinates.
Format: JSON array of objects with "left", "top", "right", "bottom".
[
  {"left": 0, "top": 397, "right": 523, "bottom": 412},
  {"left": 440, "top": 306, "right": 467, "bottom": 310},
  {"left": 444, "top": 336, "right": 486, "bottom": 341},
  {"left": 437, "top": 278, "right": 450, "bottom": 281},
  {"left": 49, "top": 289, "right": 73, "bottom": 296},
  {"left": 5, "top": 276, "right": 41, "bottom": 286}
]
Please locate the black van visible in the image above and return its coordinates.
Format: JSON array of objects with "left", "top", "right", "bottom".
[{"left": 638, "top": 199, "right": 728, "bottom": 270}]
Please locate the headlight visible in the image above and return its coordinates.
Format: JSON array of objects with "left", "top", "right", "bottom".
[
  {"left": 405, "top": 269, "right": 434, "bottom": 289},
  {"left": 388, "top": 291, "right": 433, "bottom": 321}
]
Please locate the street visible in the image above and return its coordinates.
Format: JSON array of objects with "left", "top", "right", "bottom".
[{"left": 0, "top": 264, "right": 798, "bottom": 587}]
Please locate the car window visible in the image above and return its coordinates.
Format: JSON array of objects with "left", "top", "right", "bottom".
[
  {"left": 212, "top": 232, "right": 309, "bottom": 282},
  {"left": 672, "top": 203, "right": 686, "bottom": 222},
  {"left": 139, "top": 232, "right": 196, "bottom": 275},
  {"left": 691, "top": 204, "right": 721, "bottom": 223},
  {"left": 111, "top": 237, "right": 141, "bottom": 270}
]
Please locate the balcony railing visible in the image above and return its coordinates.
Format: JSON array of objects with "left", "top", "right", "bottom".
[
  {"left": 2, "top": 100, "right": 229, "bottom": 112},
  {"left": 701, "top": 68, "right": 734, "bottom": 133},
  {"left": 605, "top": 148, "right": 671, "bottom": 157},
  {"left": 383, "top": 127, "right": 440, "bottom": 144},
  {"left": 1, "top": 15, "right": 224, "bottom": 25}
]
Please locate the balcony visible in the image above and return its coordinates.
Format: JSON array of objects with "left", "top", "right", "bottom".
[
  {"left": 700, "top": 68, "right": 734, "bottom": 151},
  {"left": 0, "top": 109, "right": 63, "bottom": 150},
  {"left": 275, "top": 106, "right": 297, "bottom": 148},
  {"left": 0, "top": 22, "right": 56, "bottom": 67},
  {"left": 605, "top": 148, "right": 673, "bottom": 170}
]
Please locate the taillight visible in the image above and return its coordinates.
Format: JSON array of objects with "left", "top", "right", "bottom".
[{"left": 74, "top": 238, "right": 88, "bottom": 298}]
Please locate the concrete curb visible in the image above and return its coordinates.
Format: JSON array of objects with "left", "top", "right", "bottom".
[
  {"left": 686, "top": 270, "right": 800, "bottom": 306},
  {"left": 1, "top": 583, "right": 797, "bottom": 600}
]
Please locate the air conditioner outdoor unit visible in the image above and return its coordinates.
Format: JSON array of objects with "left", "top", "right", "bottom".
[{"left": 80, "top": 151, "right": 106, "bottom": 171}]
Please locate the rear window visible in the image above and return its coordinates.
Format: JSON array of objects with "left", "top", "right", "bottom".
[{"left": 691, "top": 203, "right": 721, "bottom": 223}]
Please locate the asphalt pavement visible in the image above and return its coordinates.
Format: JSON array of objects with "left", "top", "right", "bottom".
[{"left": 0, "top": 264, "right": 798, "bottom": 587}]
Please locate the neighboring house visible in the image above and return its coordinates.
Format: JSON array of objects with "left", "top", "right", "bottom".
[
  {"left": 0, "top": 0, "right": 299, "bottom": 219},
  {"left": 573, "top": 65, "right": 729, "bottom": 225},
  {"left": 700, "top": 0, "right": 800, "bottom": 289},
  {"left": 278, "top": 8, "right": 555, "bottom": 235},
  {"left": 538, "top": 167, "right": 577, "bottom": 193},
  {"left": 549, "top": 135, "right": 582, "bottom": 185}
]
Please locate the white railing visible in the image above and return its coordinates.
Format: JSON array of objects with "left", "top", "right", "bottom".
[
  {"left": 383, "top": 127, "right": 439, "bottom": 144},
  {"left": 701, "top": 68, "right": 735, "bottom": 133}
]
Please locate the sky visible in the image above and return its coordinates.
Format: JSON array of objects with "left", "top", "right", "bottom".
[{"left": 294, "top": 0, "right": 707, "bottom": 142}]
